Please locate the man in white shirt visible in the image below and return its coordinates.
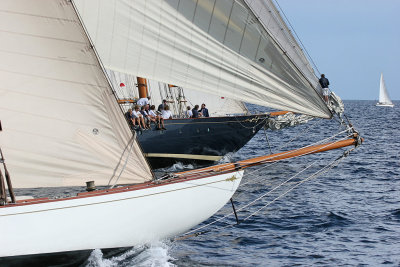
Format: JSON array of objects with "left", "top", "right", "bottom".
[
  {"left": 137, "top": 96, "right": 151, "bottom": 106},
  {"left": 185, "top": 106, "right": 193, "bottom": 118},
  {"left": 148, "top": 105, "right": 165, "bottom": 130},
  {"left": 161, "top": 105, "right": 172, "bottom": 120},
  {"left": 132, "top": 105, "right": 148, "bottom": 130}
]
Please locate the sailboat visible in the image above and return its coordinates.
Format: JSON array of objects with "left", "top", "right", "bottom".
[
  {"left": 108, "top": 71, "right": 270, "bottom": 169},
  {"left": 0, "top": 0, "right": 361, "bottom": 264},
  {"left": 376, "top": 74, "right": 394, "bottom": 107}
]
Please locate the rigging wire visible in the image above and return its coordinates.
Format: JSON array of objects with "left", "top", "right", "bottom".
[
  {"left": 177, "top": 146, "right": 354, "bottom": 240},
  {"left": 108, "top": 136, "right": 136, "bottom": 188},
  {"left": 177, "top": 132, "right": 355, "bottom": 239}
]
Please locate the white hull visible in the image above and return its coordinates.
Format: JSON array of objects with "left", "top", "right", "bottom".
[
  {"left": 0, "top": 171, "right": 243, "bottom": 258},
  {"left": 375, "top": 103, "right": 394, "bottom": 107}
]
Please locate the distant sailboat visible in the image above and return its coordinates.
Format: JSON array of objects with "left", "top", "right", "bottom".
[{"left": 376, "top": 74, "right": 394, "bottom": 107}]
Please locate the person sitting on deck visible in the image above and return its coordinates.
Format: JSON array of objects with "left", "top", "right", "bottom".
[
  {"left": 125, "top": 108, "right": 136, "bottom": 130},
  {"left": 185, "top": 106, "right": 193, "bottom": 118},
  {"left": 199, "top": 103, "right": 209, "bottom": 117},
  {"left": 161, "top": 105, "right": 172, "bottom": 120},
  {"left": 192, "top": 105, "right": 200, "bottom": 118},
  {"left": 133, "top": 105, "right": 148, "bottom": 130},
  {"left": 158, "top": 99, "right": 167, "bottom": 112},
  {"left": 148, "top": 105, "right": 164, "bottom": 129},
  {"left": 140, "top": 105, "right": 150, "bottom": 128},
  {"left": 137, "top": 96, "right": 151, "bottom": 107}
]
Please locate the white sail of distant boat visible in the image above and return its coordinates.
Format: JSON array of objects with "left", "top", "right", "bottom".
[
  {"left": 0, "top": 0, "right": 361, "bottom": 263},
  {"left": 376, "top": 74, "right": 394, "bottom": 107}
]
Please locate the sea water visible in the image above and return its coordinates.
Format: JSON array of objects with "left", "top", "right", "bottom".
[{"left": 15, "top": 101, "right": 400, "bottom": 266}]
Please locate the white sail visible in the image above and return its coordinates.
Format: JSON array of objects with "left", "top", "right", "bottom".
[
  {"left": 378, "top": 73, "right": 393, "bottom": 105},
  {"left": 0, "top": 0, "right": 153, "bottom": 188},
  {"left": 74, "top": 0, "right": 331, "bottom": 118},
  {"left": 244, "top": 0, "right": 320, "bottom": 91},
  {"left": 107, "top": 69, "right": 248, "bottom": 116}
]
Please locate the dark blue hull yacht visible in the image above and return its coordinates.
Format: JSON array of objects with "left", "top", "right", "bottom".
[{"left": 135, "top": 114, "right": 268, "bottom": 169}]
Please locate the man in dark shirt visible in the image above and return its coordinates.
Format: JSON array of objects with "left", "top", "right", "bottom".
[
  {"left": 157, "top": 99, "right": 167, "bottom": 112},
  {"left": 125, "top": 109, "right": 136, "bottom": 130},
  {"left": 319, "top": 74, "right": 330, "bottom": 102},
  {"left": 200, "top": 103, "right": 209, "bottom": 117},
  {"left": 192, "top": 104, "right": 200, "bottom": 118}
]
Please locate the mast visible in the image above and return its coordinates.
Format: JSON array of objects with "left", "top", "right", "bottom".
[{"left": 137, "top": 77, "right": 148, "bottom": 98}]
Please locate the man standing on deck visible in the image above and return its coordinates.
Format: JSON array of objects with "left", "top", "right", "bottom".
[
  {"left": 137, "top": 96, "right": 151, "bottom": 107},
  {"left": 319, "top": 74, "right": 330, "bottom": 102}
]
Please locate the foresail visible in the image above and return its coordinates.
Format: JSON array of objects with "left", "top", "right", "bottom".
[
  {"left": 379, "top": 74, "right": 393, "bottom": 104},
  {"left": 0, "top": 0, "right": 153, "bottom": 188},
  {"left": 75, "top": 0, "right": 331, "bottom": 118}
]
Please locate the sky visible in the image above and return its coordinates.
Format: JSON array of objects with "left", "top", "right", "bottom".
[{"left": 276, "top": 0, "right": 400, "bottom": 100}]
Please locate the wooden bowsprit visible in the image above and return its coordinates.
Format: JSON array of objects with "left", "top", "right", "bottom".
[
  {"left": 177, "top": 134, "right": 363, "bottom": 178},
  {"left": 175, "top": 134, "right": 363, "bottom": 240}
]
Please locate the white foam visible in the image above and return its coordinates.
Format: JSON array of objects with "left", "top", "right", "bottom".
[
  {"left": 86, "top": 241, "right": 175, "bottom": 267},
  {"left": 168, "top": 162, "right": 194, "bottom": 171},
  {"left": 218, "top": 152, "right": 235, "bottom": 163}
]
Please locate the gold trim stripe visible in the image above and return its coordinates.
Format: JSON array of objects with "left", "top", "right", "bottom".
[{"left": 144, "top": 153, "right": 222, "bottom": 161}]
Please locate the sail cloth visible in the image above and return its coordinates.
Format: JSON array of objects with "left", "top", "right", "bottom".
[
  {"left": 244, "top": 0, "right": 321, "bottom": 92},
  {"left": 0, "top": 0, "right": 153, "bottom": 188},
  {"left": 107, "top": 69, "right": 249, "bottom": 116},
  {"left": 379, "top": 74, "right": 393, "bottom": 105},
  {"left": 75, "top": 0, "right": 331, "bottom": 118}
]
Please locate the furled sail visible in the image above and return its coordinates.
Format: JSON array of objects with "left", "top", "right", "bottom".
[
  {"left": 107, "top": 69, "right": 248, "bottom": 116},
  {"left": 74, "top": 0, "right": 332, "bottom": 118},
  {"left": 0, "top": 0, "right": 153, "bottom": 188},
  {"left": 379, "top": 74, "right": 393, "bottom": 105}
]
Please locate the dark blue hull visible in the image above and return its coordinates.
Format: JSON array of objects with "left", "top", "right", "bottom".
[{"left": 136, "top": 114, "right": 268, "bottom": 169}]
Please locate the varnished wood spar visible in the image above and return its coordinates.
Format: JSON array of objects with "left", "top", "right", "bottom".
[
  {"left": 117, "top": 99, "right": 137, "bottom": 104},
  {"left": 137, "top": 77, "right": 148, "bottom": 98},
  {"left": 269, "top": 111, "right": 290, "bottom": 116},
  {"left": 177, "top": 137, "right": 360, "bottom": 176}
]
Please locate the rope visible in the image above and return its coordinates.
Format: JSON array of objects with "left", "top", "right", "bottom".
[
  {"left": 178, "top": 146, "right": 353, "bottom": 240},
  {"left": 276, "top": 118, "right": 322, "bottom": 151},
  {"left": 239, "top": 149, "right": 351, "bottom": 222},
  {"left": 179, "top": 137, "right": 354, "bottom": 239},
  {"left": 233, "top": 115, "right": 269, "bottom": 130},
  {"left": 108, "top": 136, "right": 136, "bottom": 188}
]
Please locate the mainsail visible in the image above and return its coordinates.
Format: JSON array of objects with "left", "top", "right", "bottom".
[
  {"left": 74, "top": 0, "right": 331, "bottom": 118},
  {"left": 378, "top": 73, "right": 393, "bottom": 105},
  {"left": 0, "top": 0, "right": 153, "bottom": 188}
]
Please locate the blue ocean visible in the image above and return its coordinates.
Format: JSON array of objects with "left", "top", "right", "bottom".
[
  {"left": 15, "top": 100, "right": 399, "bottom": 266},
  {"left": 83, "top": 100, "right": 400, "bottom": 266}
]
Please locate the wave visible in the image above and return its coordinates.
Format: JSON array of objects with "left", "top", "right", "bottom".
[{"left": 85, "top": 242, "right": 175, "bottom": 267}]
